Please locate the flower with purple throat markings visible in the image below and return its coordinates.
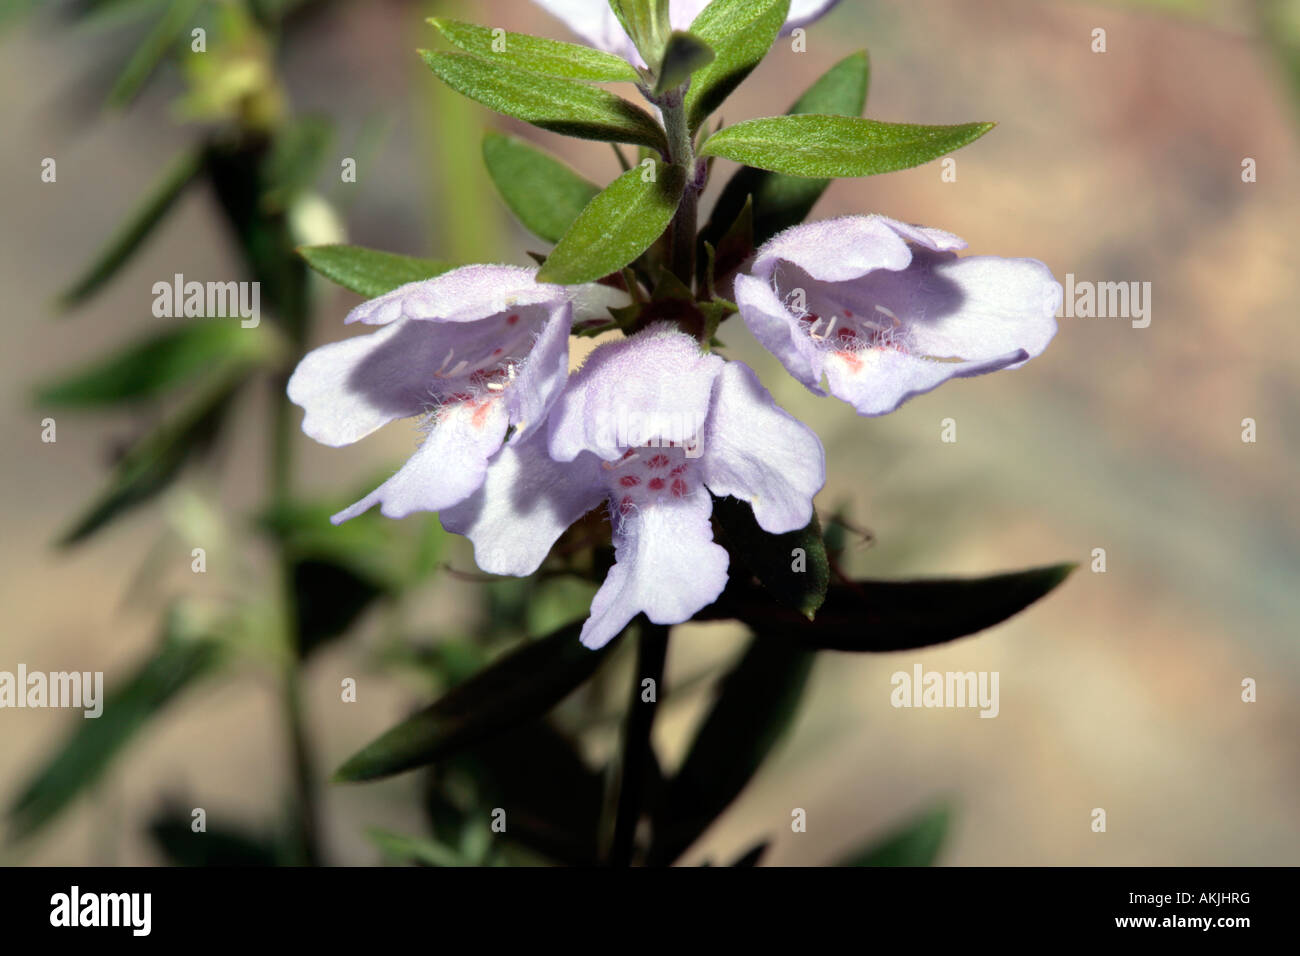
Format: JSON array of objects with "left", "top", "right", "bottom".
[{"left": 441, "top": 323, "right": 825, "bottom": 649}]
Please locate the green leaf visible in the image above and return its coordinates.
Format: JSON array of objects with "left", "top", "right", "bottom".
[
  {"left": 366, "top": 828, "right": 464, "bottom": 867},
  {"left": 649, "top": 636, "right": 813, "bottom": 865},
  {"left": 537, "top": 160, "right": 685, "bottom": 284},
  {"left": 703, "top": 50, "right": 869, "bottom": 253},
  {"left": 291, "top": 558, "right": 387, "bottom": 660},
  {"left": 699, "top": 563, "right": 1077, "bottom": 651},
  {"left": 149, "top": 809, "right": 280, "bottom": 866},
  {"left": 713, "top": 497, "right": 830, "bottom": 620},
  {"left": 57, "top": 364, "right": 252, "bottom": 547},
  {"left": 444, "top": 719, "right": 606, "bottom": 865},
  {"left": 261, "top": 115, "right": 333, "bottom": 213},
  {"left": 841, "top": 804, "right": 951, "bottom": 866},
  {"left": 7, "top": 626, "right": 223, "bottom": 842},
  {"left": 700, "top": 114, "right": 995, "bottom": 178},
  {"left": 730, "top": 841, "right": 769, "bottom": 866},
  {"left": 429, "top": 17, "right": 641, "bottom": 83},
  {"left": 106, "top": 0, "right": 203, "bottom": 108},
  {"left": 481, "top": 133, "right": 601, "bottom": 244},
  {"left": 654, "top": 30, "right": 715, "bottom": 95},
  {"left": 610, "top": 0, "right": 672, "bottom": 68},
  {"left": 59, "top": 147, "right": 205, "bottom": 308},
  {"left": 297, "top": 244, "right": 455, "bottom": 298},
  {"left": 35, "top": 320, "right": 269, "bottom": 408},
  {"left": 333, "top": 621, "right": 620, "bottom": 782},
  {"left": 684, "top": 0, "right": 790, "bottom": 129},
  {"left": 419, "top": 51, "right": 667, "bottom": 152}
]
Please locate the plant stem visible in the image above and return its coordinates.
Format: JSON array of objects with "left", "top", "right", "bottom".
[
  {"left": 609, "top": 622, "right": 670, "bottom": 866},
  {"left": 661, "top": 92, "right": 698, "bottom": 291}
]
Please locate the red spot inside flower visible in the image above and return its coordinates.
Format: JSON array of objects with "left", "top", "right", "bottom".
[
  {"left": 799, "top": 312, "right": 820, "bottom": 325},
  {"left": 447, "top": 392, "right": 473, "bottom": 403},
  {"left": 506, "top": 314, "right": 520, "bottom": 326},
  {"left": 648, "top": 477, "right": 665, "bottom": 491},
  {"left": 669, "top": 464, "right": 688, "bottom": 476},
  {"left": 836, "top": 327, "right": 858, "bottom": 343},
  {"left": 470, "top": 399, "right": 494, "bottom": 428},
  {"left": 492, "top": 347, "right": 503, "bottom": 356},
  {"left": 618, "top": 495, "right": 635, "bottom": 517},
  {"left": 836, "top": 351, "right": 863, "bottom": 374},
  {"left": 621, "top": 449, "right": 636, "bottom": 461},
  {"left": 843, "top": 309, "right": 854, "bottom": 317},
  {"left": 619, "top": 475, "right": 640, "bottom": 487},
  {"left": 670, "top": 478, "right": 687, "bottom": 497},
  {"left": 647, "top": 454, "right": 670, "bottom": 469}
]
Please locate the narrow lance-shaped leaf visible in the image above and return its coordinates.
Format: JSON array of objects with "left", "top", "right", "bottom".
[
  {"left": 703, "top": 50, "right": 870, "bottom": 253},
  {"left": 7, "top": 628, "right": 223, "bottom": 842},
  {"left": 701, "top": 115, "right": 995, "bottom": 178},
  {"left": 333, "top": 621, "right": 621, "bottom": 782},
  {"left": 696, "top": 563, "right": 1077, "bottom": 651},
  {"left": 481, "top": 133, "right": 600, "bottom": 244},
  {"left": 59, "top": 146, "right": 205, "bottom": 308},
  {"left": 839, "top": 804, "right": 951, "bottom": 866},
  {"left": 684, "top": 0, "right": 790, "bottom": 130},
  {"left": 537, "top": 160, "right": 685, "bottom": 285},
  {"left": 420, "top": 51, "right": 667, "bottom": 152},
  {"left": 57, "top": 363, "right": 252, "bottom": 547},
  {"left": 712, "top": 496, "right": 830, "bottom": 620},
  {"left": 648, "top": 636, "right": 814, "bottom": 865},
  {"left": 106, "top": 0, "right": 203, "bottom": 108},
  {"left": 35, "top": 319, "right": 271, "bottom": 408},
  {"left": 298, "top": 244, "right": 455, "bottom": 298},
  {"left": 429, "top": 17, "right": 641, "bottom": 83}
]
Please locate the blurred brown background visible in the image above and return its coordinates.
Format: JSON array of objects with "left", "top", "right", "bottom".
[{"left": 1, "top": 0, "right": 1297, "bottom": 865}]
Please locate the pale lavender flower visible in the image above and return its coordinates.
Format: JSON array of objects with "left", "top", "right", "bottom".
[
  {"left": 532, "top": 0, "right": 842, "bottom": 67},
  {"left": 442, "top": 324, "right": 825, "bottom": 649},
  {"left": 734, "top": 215, "right": 1063, "bottom": 416},
  {"left": 287, "top": 265, "right": 625, "bottom": 524}
]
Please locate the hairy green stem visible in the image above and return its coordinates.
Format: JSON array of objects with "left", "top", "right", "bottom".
[
  {"left": 609, "top": 622, "right": 670, "bottom": 866},
  {"left": 661, "top": 93, "right": 698, "bottom": 291}
]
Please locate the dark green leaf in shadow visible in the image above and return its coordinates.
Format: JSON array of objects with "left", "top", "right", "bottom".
[
  {"left": 105, "top": 0, "right": 203, "bottom": 108},
  {"left": 291, "top": 558, "right": 386, "bottom": 660},
  {"left": 481, "top": 133, "right": 600, "bottom": 244},
  {"left": 262, "top": 115, "right": 332, "bottom": 213},
  {"left": 149, "top": 808, "right": 279, "bottom": 866},
  {"left": 333, "top": 621, "right": 619, "bottom": 782},
  {"left": 445, "top": 719, "right": 606, "bottom": 865},
  {"left": 297, "top": 244, "right": 455, "bottom": 298},
  {"left": 35, "top": 319, "right": 270, "bottom": 407},
  {"left": 648, "top": 636, "right": 813, "bottom": 865},
  {"left": 697, "top": 563, "right": 1077, "bottom": 652},
  {"left": 57, "top": 363, "right": 252, "bottom": 547},
  {"left": 7, "top": 627, "right": 223, "bottom": 842},
  {"left": 713, "top": 496, "right": 830, "bottom": 620},
  {"left": 366, "top": 827, "right": 463, "bottom": 867},
  {"left": 58, "top": 146, "right": 205, "bottom": 308},
  {"left": 731, "top": 841, "right": 770, "bottom": 866},
  {"left": 840, "top": 803, "right": 951, "bottom": 866}
]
